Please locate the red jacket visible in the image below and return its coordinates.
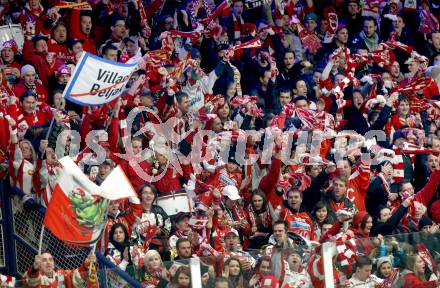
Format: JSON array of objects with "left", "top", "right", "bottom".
[
  {"left": 47, "top": 38, "right": 68, "bottom": 58},
  {"left": 22, "top": 39, "right": 64, "bottom": 89},
  {"left": 148, "top": 163, "right": 192, "bottom": 194},
  {"left": 13, "top": 81, "right": 48, "bottom": 104},
  {"left": 68, "top": 9, "right": 97, "bottom": 55},
  {"left": 259, "top": 158, "right": 282, "bottom": 219},
  {"left": 205, "top": 166, "right": 242, "bottom": 191},
  {"left": 116, "top": 157, "right": 151, "bottom": 192},
  {"left": 345, "top": 160, "right": 370, "bottom": 212},
  {"left": 280, "top": 205, "right": 317, "bottom": 241},
  {"left": 8, "top": 102, "right": 53, "bottom": 128},
  {"left": 403, "top": 273, "right": 437, "bottom": 288}
]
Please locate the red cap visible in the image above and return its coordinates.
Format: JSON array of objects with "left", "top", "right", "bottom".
[{"left": 352, "top": 211, "right": 368, "bottom": 229}]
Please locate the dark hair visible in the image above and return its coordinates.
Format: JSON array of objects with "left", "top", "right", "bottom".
[
  {"left": 398, "top": 95, "right": 408, "bottom": 103},
  {"left": 359, "top": 213, "right": 372, "bottom": 230},
  {"left": 278, "top": 86, "right": 292, "bottom": 96},
  {"left": 256, "top": 256, "right": 271, "bottom": 271},
  {"left": 223, "top": 258, "right": 245, "bottom": 288},
  {"left": 20, "top": 91, "right": 37, "bottom": 102},
  {"left": 52, "top": 89, "right": 64, "bottom": 96},
  {"left": 321, "top": 218, "right": 334, "bottom": 226},
  {"left": 108, "top": 223, "right": 130, "bottom": 255},
  {"left": 176, "top": 238, "right": 191, "bottom": 250},
  {"left": 287, "top": 188, "right": 303, "bottom": 199},
  {"left": 304, "top": 165, "right": 315, "bottom": 174},
  {"left": 171, "top": 266, "right": 191, "bottom": 285},
  {"left": 80, "top": 10, "right": 92, "bottom": 18},
  {"left": 138, "top": 183, "right": 158, "bottom": 202},
  {"left": 356, "top": 255, "right": 373, "bottom": 269},
  {"left": 111, "top": 15, "right": 126, "bottom": 27},
  {"left": 284, "top": 50, "right": 295, "bottom": 58},
  {"left": 294, "top": 96, "right": 308, "bottom": 103},
  {"left": 258, "top": 68, "right": 272, "bottom": 79},
  {"left": 312, "top": 201, "right": 328, "bottom": 218},
  {"left": 175, "top": 91, "right": 189, "bottom": 104},
  {"left": 363, "top": 16, "right": 377, "bottom": 26},
  {"left": 131, "top": 136, "right": 143, "bottom": 145},
  {"left": 160, "top": 14, "right": 173, "bottom": 25},
  {"left": 273, "top": 220, "right": 288, "bottom": 231},
  {"left": 102, "top": 44, "right": 118, "bottom": 56},
  {"left": 52, "top": 21, "right": 67, "bottom": 32},
  {"left": 250, "top": 189, "right": 268, "bottom": 208},
  {"left": 398, "top": 180, "right": 412, "bottom": 192},
  {"left": 352, "top": 89, "right": 363, "bottom": 97}
]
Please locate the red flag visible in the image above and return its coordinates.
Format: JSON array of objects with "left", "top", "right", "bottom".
[
  {"left": 43, "top": 157, "right": 136, "bottom": 246},
  {"left": 43, "top": 168, "right": 108, "bottom": 246}
]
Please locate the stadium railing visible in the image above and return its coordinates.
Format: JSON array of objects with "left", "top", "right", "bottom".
[
  {"left": 0, "top": 180, "right": 145, "bottom": 287},
  {"left": 3, "top": 179, "right": 439, "bottom": 287}
]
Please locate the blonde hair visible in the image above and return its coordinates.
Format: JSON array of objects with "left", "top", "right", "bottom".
[
  {"left": 406, "top": 255, "right": 426, "bottom": 281},
  {"left": 144, "top": 249, "right": 162, "bottom": 268}
]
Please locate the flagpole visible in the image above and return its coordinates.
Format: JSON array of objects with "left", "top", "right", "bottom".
[
  {"left": 41, "top": 117, "right": 56, "bottom": 159},
  {"left": 105, "top": 106, "right": 116, "bottom": 132},
  {"left": 89, "top": 243, "right": 97, "bottom": 274},
  {"left": 38, "top": 226, "right": 45, "bottom": 255},
  {"left": 38, "top": 117, "right": 56, "bottom": 206}
]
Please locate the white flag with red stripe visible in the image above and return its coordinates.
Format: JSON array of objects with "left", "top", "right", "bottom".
[{"left": 63, "top": 52, "right": 138, "bottom": 106}]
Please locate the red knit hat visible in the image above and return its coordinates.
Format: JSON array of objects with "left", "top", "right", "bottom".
[
  {"left": 1, "top": 39, "right": 18, "bottom": 54},
  {"left": 429, "top": 200, "right": 440, "bottom": 223},
  {"left": 352, "top": 211, "right": 368, "bottom": 229}
]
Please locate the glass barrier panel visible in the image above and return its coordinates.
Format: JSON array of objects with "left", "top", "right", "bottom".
[{"left": 321, "top": 231, "right": 440, "bottom": 288}]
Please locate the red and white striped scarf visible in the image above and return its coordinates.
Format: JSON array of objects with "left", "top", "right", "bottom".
[
  {"left": 285, "top": 105, "right": 320, "bottom": 129},
  {"left": 232, "top": 14, "right": 244, "bottom": 40},
  {"left": 418, "top": 243, "right": 438, "bottom": 273},
  {"left": 409, "top": 96, "right": 430, "bottom": 114},
  {"left": 335, "top": 233, "right": 358, "bottom": 267},
  {"left": 419, "top": 9, "right": 440, "bottom": 34},
  {"left": 392, "top": 142, "right": 432, "bottom": 182},
  {"left": 395, "top": 77, "right": 435, "bottom": 94},
  {"left": 362, "top": 0, "right": 386, "bottom": 18},
  {"left": 377, "top": 172, "right": 391, "bottom": 200},
  {"left": 375, "top": 268, "right": 399, "bottom": 288},
  {"left": 289, "top": 16, "right": 322, "bottom": 54},
  {"left": 382, "top": 34, "right": 414, "bottom": 54}
]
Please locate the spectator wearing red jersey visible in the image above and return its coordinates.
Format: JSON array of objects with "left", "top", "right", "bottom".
[
  {"left": 13, "top": 65, "right": 48, "bottom": 104},
  {"left": 68, "top": 9, "right": 96, "bottom": 54},
  {"left": 22, "top": 35, "right": 63, "bottom": 89},
  {"left": 279, "top": 189, "right": 317, "bottom": 242},
  {"left": 0, "top": 39, "right": 21, "bottom": 84},
  {"left": 47, "top": 22, "right": 68, "bottom": 58}
]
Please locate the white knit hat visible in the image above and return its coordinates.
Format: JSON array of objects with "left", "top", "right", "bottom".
[
  {"left": 376, "top": 256, "right": 391, "bottom": 269},
  {"left": 21, "top": 64, "right": 36, "bottom": 77}
]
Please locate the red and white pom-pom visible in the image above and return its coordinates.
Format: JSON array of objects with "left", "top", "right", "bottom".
[
  {"left": 0, "top": 275, "right": 15, "bottom": 288},
  {"left": 335, "top": 233, "right": 358, "bottom": 266},
  {"left": 196, "top": 113, "right": 218, "bottom": 121}
]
